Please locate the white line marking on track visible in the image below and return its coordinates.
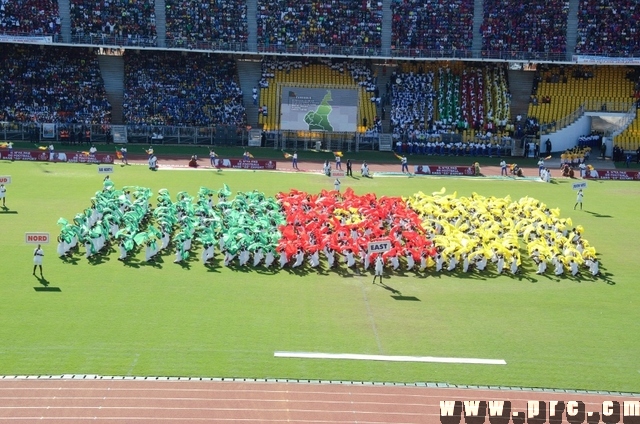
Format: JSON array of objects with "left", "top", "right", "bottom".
[{"left": 274, "top": 351, "right": 507, "bottom": 365}]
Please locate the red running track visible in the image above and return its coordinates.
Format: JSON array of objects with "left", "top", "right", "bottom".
[{"left": 0, "top": 379, "right": 637, "bottom": 423}]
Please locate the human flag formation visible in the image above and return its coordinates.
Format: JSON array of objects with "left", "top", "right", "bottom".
[{"left": 56, "top": 183, "right": 600, "bottom": 278}]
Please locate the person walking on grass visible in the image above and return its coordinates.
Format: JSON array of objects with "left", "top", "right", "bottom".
[
  {"left": 0, "top": 183, "right": 6, "bottom": 207},
  {"left": 33, "top": 244, "right": 44, "bottom": 276},
  {"left": 574, "top": 189, "right": 583, "bottom": 210}
]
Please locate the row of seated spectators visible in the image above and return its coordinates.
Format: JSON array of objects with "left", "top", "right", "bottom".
[
  {"left": 0, "top": 0, "right": 59, "bottom": 35},
  {"left": 70, "top": 0, "right": 157, "bottom": 46},
  {"left": 256, "top": 0, "right": 382, "bottom": 51},
  {"left": 394, "top": 135, "right": 512, "bottom": 157},
  {"left": 391, "top": 0, "right": 473, "bottom": 52},
  {"left": 0, "top": 44, "right": 111, "bottom": 124},
  {"left": 123, "top": 52, "right": 245, "bottom": 127},
  {"left": 576, "top": 0, "right": 640, "bottom": 56},
  {"left": 481, "top": 0, "right": 568, "bottom": 54},
  {"left": 165, "top": 0, "right": 247, "bottom": 49}
]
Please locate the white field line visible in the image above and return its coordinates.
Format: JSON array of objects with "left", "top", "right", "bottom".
[{"left": 274, "top": 351, "right": 506, "bottom": 365}]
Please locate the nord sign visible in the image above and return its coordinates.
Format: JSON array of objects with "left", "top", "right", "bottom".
[
  {"left": 98, "top": 166, "right": 114, "bottom": 174},
  {"left": 368, "top": 240, "right": 392, "bottom": 254},
  {"left": 0, "top": 175, "right": 11, "bottom": 184},
  {"left": 25, "top": 232, "right": 50, "bottom": 244}
]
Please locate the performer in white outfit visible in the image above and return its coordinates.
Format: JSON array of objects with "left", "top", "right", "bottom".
[
  {"left": 405, "top": 251, "right": 415, "bottom": 271},
  {"left": 293, "top": 249, "right": 304, "bottom": 268},
  {"left": 118, "top": 242, "right": 127, "bottom": 261},
  {"left": 264, "top": 250, "right": 275, "bottom": 267},
  {"left": 279, "top": 250, "right": 288, "bottom": 268},
  {"left": 373, "top": 255, "right": 384, "bottom": 284},
  {"left": 309, "top": 250, "right": 320, "bottom": 268},
  {"left": 253, "top": 249, "right": 264, "bottom": 267},
  {"left": 32, "top": 244, "right": 44, "bottom": 276}
]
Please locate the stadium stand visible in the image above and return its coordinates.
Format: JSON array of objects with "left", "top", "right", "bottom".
[
  {"left": 481, "top": 0, "right": 568, "bottom": 56},
  {"left": 123, "top": 51, "right": 245, "bottom": 127},
  {"left": 165, "top": 0, "right": 248, "bottom": 50},
  {"left": 257, "top": 57, "right": 378, "bottom": 132},
  {"left": 575, "top": 0, "right": 640, "bottom": 56},
  {"left": 614, "top": 109, "right": 640, "bottom": 153},
  {"left": 0, "top": 0, "right": 60, "bottom": 36},
  {"left": 69, "top": 0, "right": 157, "bottom": 46},
  {"left": 256, "top": 0, "right": 383, "bottom": 54},
  {"left": 391, "top": 0, "right": 474, "bottom": 54},
  {"left": 527, "top": 65, "right": 636, "bottom": 133},
  {"left": 389, "top": 62, "right": 512, "bottom": 155},
  {"left": 0, "top": 44, "right": 111, "bottom": 124}
]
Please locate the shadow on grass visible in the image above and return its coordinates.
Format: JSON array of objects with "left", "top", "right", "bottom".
[
  {"left": 583, "top": 210, "right": 613, "bottom": 218},
  {"left": 33, "top": 274, "right": 61, "bottom": 292},
  {"left": 87, "top": 253, "right": 111, "bottom": 265},
  {"left": 60, "top": 255, "right": 80, "bottom": 265},
  {"left": 0, "top": 206, "right": 17, "bottom": 214}
]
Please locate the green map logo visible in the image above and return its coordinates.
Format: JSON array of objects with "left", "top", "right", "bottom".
[{"left": 304, "top": 90, "right": 334, "bottom": 131}]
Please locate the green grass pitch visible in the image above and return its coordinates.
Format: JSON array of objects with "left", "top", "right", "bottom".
[{"left": 0, "top": 160, "right": 638, "bottom": 393}]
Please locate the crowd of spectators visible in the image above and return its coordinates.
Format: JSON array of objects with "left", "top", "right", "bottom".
[
  {"left": 0, "top": 45, "right": 111, "bottom": 124},
  {"left": 165, "top": 0, "right": 247, "bottom": 49},
  {"left": 481, "top": 0, "right": 568, "bottom": 54},
  {"left": 391, "top": 0, "right": 473, "bottom": 53},
  {"left": 70, "top": 0, "right": 157, "bottom": 46},
  {"left": 390, "top": 64, "right": 511, "bottom": 145},
  {"left": 576, "top": 0, "right": 640, "bottom": 56},
  {"left": 0, "top": 0, "right": 60, "bottom": 35},
  {"left": 256, "top": 0, "right": 382, "bottom": 52},
  {"left": 123, "top": 52, "right": 245, "bottom": 127}
]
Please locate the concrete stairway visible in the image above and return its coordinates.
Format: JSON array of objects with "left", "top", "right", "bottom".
[
  {"left": 565, "top": 0, "right": 580, "bottom": 60},
  {"left": 236, "top": 59, "right": 263, "bottom": 128},
  {"left": 58, "top": 0, "right": 71, "bottom": 43},
  {"left": 471, "top": 0, "right": 484, "bottom": 51},
  {"left": 154, "top": 0, "right": 166, "bottom": 47},
  {"left": 380, "top": 0, "right": 392, "bottom": 56},
  {"left": 507, "top": 70, "right": 535, "bottom": 120},
  {"left": 246, "top": 0, "right": 258, "bottom": 51},
  {"left": 97, "top": 55, "right": 125, "bottom": 124},
  {"left": 373, "top": 64, "right": 395, "bottom": 132}
]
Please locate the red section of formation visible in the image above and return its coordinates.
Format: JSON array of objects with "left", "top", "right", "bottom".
[{"left": 276, "top": 187, "right": 436, "bottom": 263}]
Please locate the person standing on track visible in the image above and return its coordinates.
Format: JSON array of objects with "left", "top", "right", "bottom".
[
  {"left": 209, "top": 149, "right": 217, "bottom": 168},
  {"left": 401, "top": 155, "right": 409, "bottom": 174},
  {"left": 292, "top": 151, "right": 299, "bottom": 170}
]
